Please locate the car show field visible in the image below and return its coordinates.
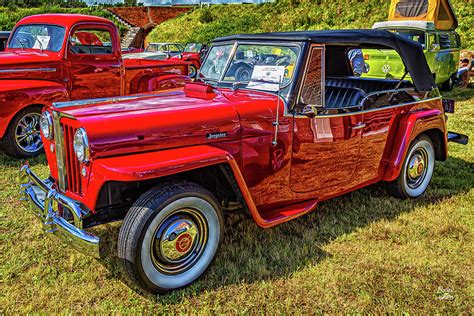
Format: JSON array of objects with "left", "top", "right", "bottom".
[
  {"left": 1, "top": 0, "right": 473, "bottom": 313},
  {"left": 1, "top": 87, "right": 472, "bottom": 312}
]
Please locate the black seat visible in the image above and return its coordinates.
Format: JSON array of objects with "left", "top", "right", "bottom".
[
  {"left": 326, "top": 76, "right": 412, "bottom": 94},
  {"left": 325, "top": 86, "right": 366, "bottom": 109}
]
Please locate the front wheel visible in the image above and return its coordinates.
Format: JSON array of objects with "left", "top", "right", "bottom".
[
  {"left": 1, "top": 106, "right": 44, "bottom": 158},
  {"left": 118, "top": 181, "right": 224, "bottom": 293},
  {"left": 387, "top": 135, "right": 435, "bottom": 199}
]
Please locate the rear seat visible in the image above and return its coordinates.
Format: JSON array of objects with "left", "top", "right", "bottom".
[
  {"left": 325, "top": 86, "right": 365, "bottom": 109},
  {"left": 326, "top": 76, "right": 412, "bottom": 94}
]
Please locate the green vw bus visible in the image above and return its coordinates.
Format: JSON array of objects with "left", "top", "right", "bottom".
[{"left": 363, "top": 21, "right": 460, "bottom": 91}]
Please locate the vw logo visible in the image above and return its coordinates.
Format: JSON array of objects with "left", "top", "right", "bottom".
[{"left": 382, "top": 64, "right": 391, "bottom": 74}]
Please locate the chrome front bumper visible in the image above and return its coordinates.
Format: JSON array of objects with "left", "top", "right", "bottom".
[{"left": 19, "top": 165, "right": 100, "bottom": 258}]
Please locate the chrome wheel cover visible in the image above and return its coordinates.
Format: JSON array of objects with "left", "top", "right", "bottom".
[
  {"left": 406, "top": 148, "right": 428, "bottom": 189},
  {"left": 151, "top": 208, "right": 208, "bottom": 275},
  {"left": 15, "top": 112, "right": 43, "bottom": 153}
]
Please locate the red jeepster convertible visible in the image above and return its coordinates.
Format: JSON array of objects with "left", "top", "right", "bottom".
[
  {"left": 0, "top": 14, "right": 189, "bottom": 158},
  {"left": 20, "top": 30, "right": 467, "bottom": 293}
]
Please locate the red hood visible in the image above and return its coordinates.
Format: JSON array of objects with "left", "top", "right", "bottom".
[{"left": 54, "top": 86, "right": 278, "bottom": 158}]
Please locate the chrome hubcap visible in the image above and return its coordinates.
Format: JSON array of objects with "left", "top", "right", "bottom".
[
  {"left": 189, "top": 66, "right": 197, "bottom": 78},
  {"left": 151, "top": 208, "right": 208, "bottom": 275},
  {"left": 15, "top": 113, "right": 43, "bottom": 153},
  {"left": 406, "top": 148, "right": 428, "bottom": 189}
]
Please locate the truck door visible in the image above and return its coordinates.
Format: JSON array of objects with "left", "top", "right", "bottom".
[
  {"left": 290, "top": 45, "right": 362, "bottom": 193},
  {"left": 67, "top": 25, "right": 123, "bottom": 100}
]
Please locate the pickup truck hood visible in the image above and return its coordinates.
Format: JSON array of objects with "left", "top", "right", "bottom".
[
  {"left": 57, "top": 87, "right": 278, "bottom": 158},
  {"left": 0, "top": 49, "right": 63, "bottom": 81}
]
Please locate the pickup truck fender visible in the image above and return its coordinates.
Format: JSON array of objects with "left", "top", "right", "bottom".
[
  {"left": 382, "top": 108, "right": 447, "bottom": 182},
  {"left": 0, "top": 80, "right": 68, "bottom": 137},
  {"left": 88, "top": 145, "right": 270, "bottom": 227}
]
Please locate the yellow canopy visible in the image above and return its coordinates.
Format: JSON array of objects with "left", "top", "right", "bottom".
[{"left": 388, "top": 0, "right": 458, "bottom": 30}]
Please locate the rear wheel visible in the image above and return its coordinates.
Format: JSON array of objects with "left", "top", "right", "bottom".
[
  {"left": 118, "top": 181, "right": 224, "bottom": 293},
  {"left": 387, "top": 135, "right": 435, "bottom": 199},
  {"left": 188, "top": 64, "right": 198, "bottom": 78},
  {"left": 1, "top": 106, "right": 44, "bottom": 158},
  {"left": 440, "top": 74, "right": 455, "bottom": 91}
]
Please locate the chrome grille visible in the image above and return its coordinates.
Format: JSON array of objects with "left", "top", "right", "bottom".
[{"left": 52, "top": 111, "right": 81, "bottom": 195}]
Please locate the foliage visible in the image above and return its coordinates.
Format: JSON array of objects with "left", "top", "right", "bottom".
[
  {"left": 147, "top": 0, "right": 473, "bottom": 49},
  {"left": 0, "top": 5, "right": 128, "bottom": 36},
  {"left": 0, "top": 88, "right": 473, "bottom": 312}
]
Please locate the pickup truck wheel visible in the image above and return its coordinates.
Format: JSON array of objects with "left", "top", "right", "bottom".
[
  {"left": 188, "top": 65, "right": 198, "bottom": 78},
  {"left": 1, "top": 106, "right": 44, "bottom": 158},
  {"left": 387, "top": 135, "right": 435, "bottom": 199},
  {"left": 118, "top": 181, "right": 223, "bottom": 293}
]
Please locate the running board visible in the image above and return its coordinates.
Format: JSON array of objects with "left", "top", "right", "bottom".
[{"left": 448, "top": 132, "right": 469, "bottom": 145}]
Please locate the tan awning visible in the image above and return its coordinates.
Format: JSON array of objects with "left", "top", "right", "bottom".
[{"left": 388, "top": 0, "right": 458, "bottom": 30}]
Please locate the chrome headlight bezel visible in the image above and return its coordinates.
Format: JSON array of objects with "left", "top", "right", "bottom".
[
  {"left": 40, "top": 111, "right": 54, "bottom": 140},
  {"left": 73, "top": 128, "right": 90, "bottom": 163}
]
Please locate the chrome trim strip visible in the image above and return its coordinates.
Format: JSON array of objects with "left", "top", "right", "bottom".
[
  {"left": 297, "top": 96, "right": 442, "bottom": 118},
  {"left": 0, "top": 68, "right": 56, "bottom": 73},
  {"left": 19, "top": 165, "right": 100, "bottom": 258},
  {"left": 52, "top": 91, "right": 181, "bottom": 108}
]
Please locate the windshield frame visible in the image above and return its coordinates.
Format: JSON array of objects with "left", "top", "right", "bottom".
[
  {"left": 200, "top": 40, "right": 304, "bottom": 92},
  {"left": 8, "top": 23, "right": 66, "bottom": 53}
]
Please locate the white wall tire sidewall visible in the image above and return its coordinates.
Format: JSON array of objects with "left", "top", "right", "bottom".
[
  {"left": 402, "top": 139, "right": 435, "bottom": 198},
  {"left": 140, "top": 196, "right": 220, "bottom": 291}
]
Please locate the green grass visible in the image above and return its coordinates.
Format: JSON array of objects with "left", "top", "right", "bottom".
[
  {"left": 148, "top": 0, "right": 474, "bottom": 49},
  {"left": 0, "top": 88, "right": 473, "bottom": 313}
]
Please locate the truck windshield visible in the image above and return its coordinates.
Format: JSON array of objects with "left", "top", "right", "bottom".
[
  {"left": 9, "top": 24, "right": 65, "bottom": 52},
  {"left": 388, "top": 29, "right": 426, "bottom": 47},
  {"left": 184, "top": 42, "right": 203, "bottom": 52},
  {"left": 200, "top": 43, "right": 300, "bottom": 90}
]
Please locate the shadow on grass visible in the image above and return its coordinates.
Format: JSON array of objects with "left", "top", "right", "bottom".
[{"left": 93, "top": 155, "right": 473, "bottom": 302}]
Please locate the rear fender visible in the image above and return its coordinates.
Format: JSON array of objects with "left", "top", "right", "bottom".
[
  {"left": 383, "top": 109, "right": 446, "bottom": 181},
  {"left": 87, "top": 145, "right": 275, "bottom": 228},
  {"left": 0, "top": 80, "right": 68, "bottom": 137}
]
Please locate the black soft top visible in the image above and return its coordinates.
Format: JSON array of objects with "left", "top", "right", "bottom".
[{"left": 214, "top": 29, "right": 435, "bottom": 92}]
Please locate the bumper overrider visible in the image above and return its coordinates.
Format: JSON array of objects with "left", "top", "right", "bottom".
[{"left": 19, "top": 164, "right": 100, "bottom": 258}]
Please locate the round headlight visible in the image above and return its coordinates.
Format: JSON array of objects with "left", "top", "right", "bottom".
[
  {"left": 73, "top": 128, "right": 90, "bottom": 163},
  {"left": 40, "top": 111, "right": 53, "bottom": 140}
]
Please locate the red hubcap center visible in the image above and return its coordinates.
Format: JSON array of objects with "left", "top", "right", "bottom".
[{"left": 175, "top": 233, "right": 192, "bottom": 253}]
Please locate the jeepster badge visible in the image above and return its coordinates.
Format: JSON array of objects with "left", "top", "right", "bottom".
[{"left": 206, "top": 132, "right": 228, "bottom": 140}]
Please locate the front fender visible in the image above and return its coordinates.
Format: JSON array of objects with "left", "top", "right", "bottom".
[
  {"left": 0, "top": 80, "right": 68, "bottom": 137},
  {"left": 383, "top": 109, "right": 446, "bottom": 181},
  {"left": 87, "top": 145, "right": 271, "bottom": 227}
]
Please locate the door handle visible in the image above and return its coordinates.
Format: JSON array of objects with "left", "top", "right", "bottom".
[{"left": 351, "top": 122, "right": 366, "bottom": 130}]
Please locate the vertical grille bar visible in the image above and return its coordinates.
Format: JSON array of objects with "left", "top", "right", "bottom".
[{"left": 58, "top": 120, "right": 81, "bottom": 195}]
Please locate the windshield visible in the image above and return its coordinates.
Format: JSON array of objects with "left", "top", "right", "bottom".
[
  {"left": 185, "top": 42, "right": 203, "bottom": 52},
  {"left": 146, "top": 43, "right": 165, "bottom": 52},
  {"left": 200, "top": 43, "right": 300, "bottom": 89},
  {"left": 9, "top": 24, "right": 65, "bottom": 52},
  {"left": 388, "top": 29, "right": 426, "bottom": 46}
]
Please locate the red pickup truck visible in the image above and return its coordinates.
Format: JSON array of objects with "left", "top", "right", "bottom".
[{"left": 0, "top": 14, "right": 189, "bottom": 158}]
